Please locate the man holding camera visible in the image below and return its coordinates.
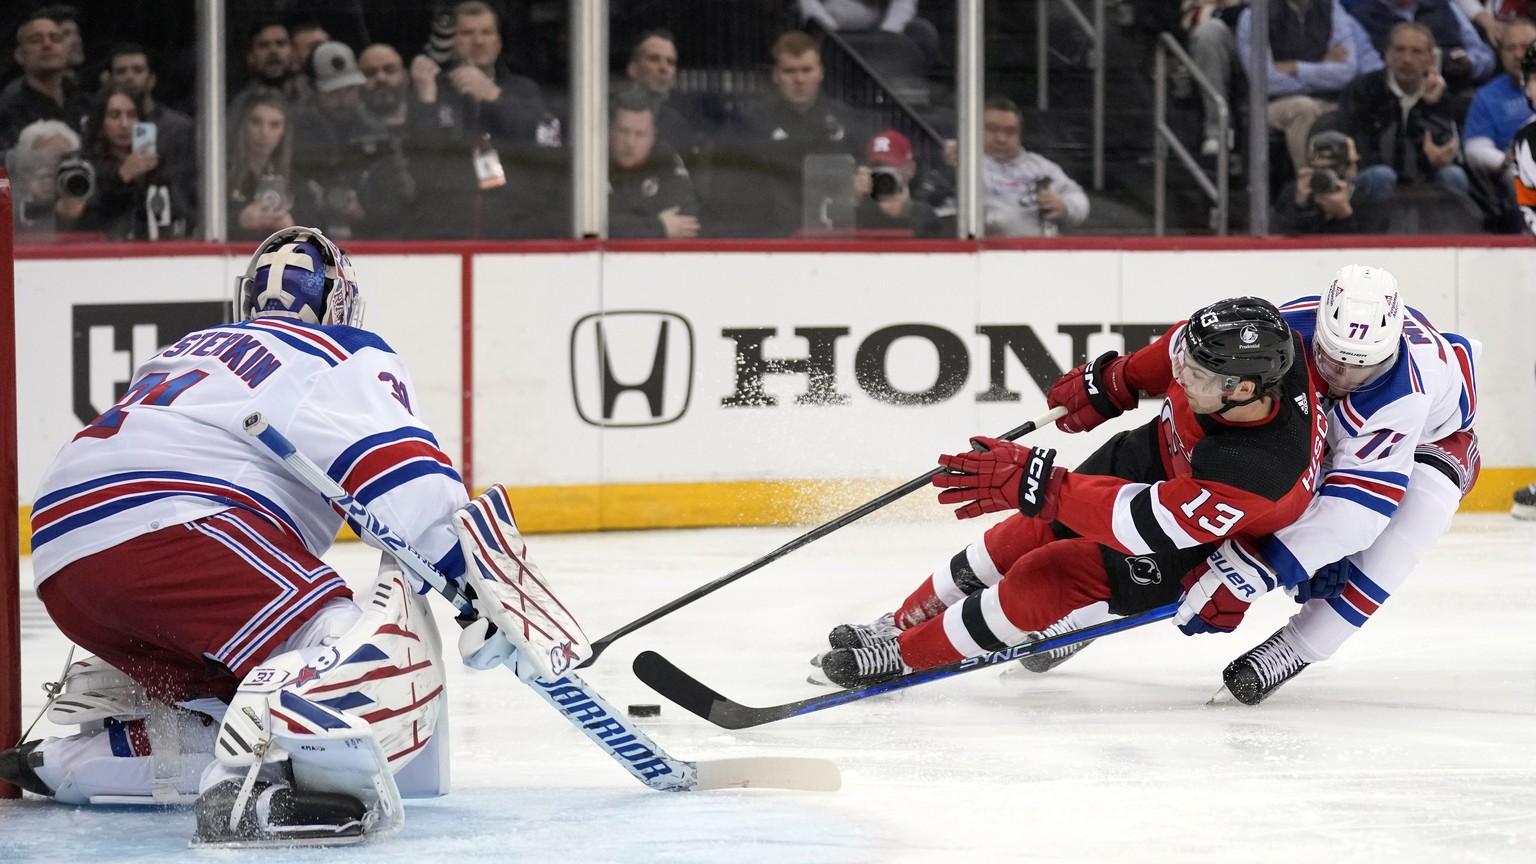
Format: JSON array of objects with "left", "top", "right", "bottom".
[
  {"left": 981, "top": 95, "right": 1088, "bottom": 237},
  {"left": 6, "top": 118, "right": 87, "bottom": 237},
  {"left": 1272, "top": 130, "right": 1389, "bottom": 232},
  {"left": 1340, "top": 21, "right": 1472, "bottom": 207},
  {"left": 853, "top": 129, "right": 944, "bottom": 237}
]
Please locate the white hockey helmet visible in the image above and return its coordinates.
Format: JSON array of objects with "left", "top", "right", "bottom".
[
  {"left": 234, "top": 227, "right": 364, "bottom": 328},
  {"left": 1313, "top": 264, "right": 1402, "bottom": 393}
]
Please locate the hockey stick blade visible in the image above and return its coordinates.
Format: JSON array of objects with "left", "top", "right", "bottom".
[
  {"left": 694, "top": 757, "right": 841, "bottom": 791},
  {"left": 634, "top": 603, "right": 1178, "bottom": 729},
  {"left": 581, "top": 405, "right": 1068, "bottom": 668}
]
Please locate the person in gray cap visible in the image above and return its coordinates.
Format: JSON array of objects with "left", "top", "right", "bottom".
[{"left": 289, "top": 41, "right": 416, "bottom": 239}]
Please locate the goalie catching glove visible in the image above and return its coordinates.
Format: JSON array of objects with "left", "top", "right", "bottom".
[
  {"left": 932, "top": 438, "right": 1065, "bottom": 521},
  {"left": 453, "top": 484, "right": 591, "bottom": 680},
  {"left": 1175, "top": 538, "right": 1278, "bottom": 635}
]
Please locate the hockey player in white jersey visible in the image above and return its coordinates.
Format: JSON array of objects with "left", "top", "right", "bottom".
[
  {"left": 0, "top": 227, "right": 571, "bottom": 844},
  {"left": 1179, "top": 265, "right": 1480, "bottom": 704}
]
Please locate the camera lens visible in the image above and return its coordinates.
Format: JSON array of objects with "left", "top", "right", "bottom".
[
  {"left": 57, "top": 160, "right": 94, "bottom": 198},
  {"left": 870, "top": 168, "right": 902, "bottom": 200},
  {"left": 1308, "top": 168, "right": 1339, "bottom": 197}
]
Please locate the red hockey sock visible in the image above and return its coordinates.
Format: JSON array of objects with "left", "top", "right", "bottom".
[
  {"left": 898, "top": 613, "right": 965, "bottom": 669},
  {"left": 895, "top": 579, "right": 946, "bottom": 630}
]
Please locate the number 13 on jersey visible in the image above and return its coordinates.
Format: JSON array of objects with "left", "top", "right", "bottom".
[{"left": 1178, "top": 488, "right": 1246, "bottom": 536}]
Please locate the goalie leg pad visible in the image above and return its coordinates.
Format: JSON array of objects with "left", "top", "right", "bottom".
[
  {"left": 455, "top": 484, "right": 591, "bottom": 679},
  {"left": 44, "top": 656, "right": 148, "bottom": 726},
  {"left": 210, "top": 555, "right": 444, "bottom": 837},
  {"left": 22, "top": 709, "right": 218, "bottom": 805}
]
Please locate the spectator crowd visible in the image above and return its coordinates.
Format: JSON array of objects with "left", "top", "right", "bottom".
[{"left": 3, "top": 0, "right": 1536, "bottom": 241}]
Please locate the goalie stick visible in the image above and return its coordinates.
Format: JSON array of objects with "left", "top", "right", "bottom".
[
  {"left": 241, "top": 412, "right": 839, "bottom": 793},
  {"left": 632, "top": 602, "right": 1179, "bottom": 729},
  {"left": 581, "top": 406, "right": 1069, "bottom": 667}
]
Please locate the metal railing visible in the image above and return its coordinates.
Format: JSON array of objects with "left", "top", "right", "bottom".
[
  {"left": 814, "top": 26, "right": 949, "bottom": 173},
  {"left": 1035, "top": 0, "right": 1104, "bottom": 190},
  {"left": 1152, "top": 32, "right": 1229, "bottom": 236}
]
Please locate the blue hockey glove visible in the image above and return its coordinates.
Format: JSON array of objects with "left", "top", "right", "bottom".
[{"left": 1292, "top": 557, "right": 1361, "bottom": 604}]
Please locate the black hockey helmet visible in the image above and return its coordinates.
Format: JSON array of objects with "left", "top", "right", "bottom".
[{"left": 1182, "top": 296, "right": 1295, "bottom": 392}]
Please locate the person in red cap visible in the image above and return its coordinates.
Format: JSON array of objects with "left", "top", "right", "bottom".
[{"left": 853, "top": 128, "right": 945, "bottom": 237}]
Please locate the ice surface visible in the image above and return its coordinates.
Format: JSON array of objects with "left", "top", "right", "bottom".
[{"left": 3, "top": 514, "right": 1534, "bottom": 863}]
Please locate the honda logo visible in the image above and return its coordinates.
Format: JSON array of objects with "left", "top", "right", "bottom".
[{"left": 570, "top": 311, "right": 694, "bottom": 427}]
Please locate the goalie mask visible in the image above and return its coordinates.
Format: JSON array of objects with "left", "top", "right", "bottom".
[
  {"left": 1313, "top": 264, "right": 1402, "bottom": 395},
  {"left": 235, "top": 227, "right": 364, "bottom": 328}
]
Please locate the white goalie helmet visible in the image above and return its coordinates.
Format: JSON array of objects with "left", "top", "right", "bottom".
[
  {"left": 234, "top": 226, "right": 364, "bottom": 328},
  {"left": 1313, "top": 264, "right": 1403, "bottom": 394}
]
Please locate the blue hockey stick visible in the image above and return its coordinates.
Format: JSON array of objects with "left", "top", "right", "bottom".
[
  {"left": 242, "top": 412, "right": 839, "bottom": 792},
  {"left": 633, "top": 603, "right": 1180, "bottom": 729}
]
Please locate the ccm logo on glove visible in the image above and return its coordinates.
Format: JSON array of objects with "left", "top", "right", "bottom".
[{"left": 933, "top": 437, "right": 1066, "bottom": 521}]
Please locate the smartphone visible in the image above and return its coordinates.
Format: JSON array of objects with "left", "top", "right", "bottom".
[
  {"left": 254, "top": 174, "right": 287, "bottom": 213},
  {"left": 1430, "top": 46, "right": 1443, "bottom": 74},
  {"left": 132, "top": 122, "right": 157, "bottom": 156}
]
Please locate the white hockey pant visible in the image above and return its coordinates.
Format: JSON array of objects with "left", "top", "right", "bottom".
[{"left": 1283, "top": 462, "right": 1462, "bottom": 663}]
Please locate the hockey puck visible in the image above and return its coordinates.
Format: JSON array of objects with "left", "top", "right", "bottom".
[{"left": 627, "top": 703, "right": 661, "bottom": 717}]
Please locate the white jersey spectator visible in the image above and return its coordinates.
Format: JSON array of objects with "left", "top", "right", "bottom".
[{"left": 980, "top": 95, "right": 1088, "bottom": 237}]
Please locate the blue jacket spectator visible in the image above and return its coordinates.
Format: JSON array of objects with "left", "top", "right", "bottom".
[
  {"left": 1462, "top": 17, "right": 1536, "bottom": 176},
  {"left": 1346, "top": 0, "right": 1496, "bottom": 88}
]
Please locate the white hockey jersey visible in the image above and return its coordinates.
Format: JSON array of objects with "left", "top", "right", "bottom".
[
  {"left": 31, "top": 318, "right": 468, "bottom": 587},
  {"left": 1259, "top": 297, "right": 1479, "bottom": 587}
]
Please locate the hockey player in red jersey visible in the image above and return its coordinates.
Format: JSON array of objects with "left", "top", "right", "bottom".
[{"left": 818, "top": 296, "right": 1327, "bottom": 688}]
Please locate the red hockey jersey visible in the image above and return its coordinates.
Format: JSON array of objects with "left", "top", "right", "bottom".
[{"left": 1054, "top": 322, "right": 1327, "bottom": 556}]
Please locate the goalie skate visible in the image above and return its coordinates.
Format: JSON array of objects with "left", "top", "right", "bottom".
[{"left": 192, "top": 778, "right": 368, "bottom": 847}]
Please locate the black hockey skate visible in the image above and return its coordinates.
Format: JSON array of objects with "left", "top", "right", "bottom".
[
  {"left": 1221, "top": 628, "right": 1310, "bottom": 706},
  {"left": 1513, "top": 484, "right": 1536, "bottom": 521},
  {"left": 1018, "top": 633, "right": 1096, "bottom": 674},
  {"left": 0, "top": 740, "right": 52, "bottom": 796},
  {"left": 827, "top": 612, "right": 900, "bottom": 650},
  {"left": 819, "top": 640, "right": 911, "bottom": 689},
  {"left": 192, "top": 778, "right": 368, "bottom": 847}
]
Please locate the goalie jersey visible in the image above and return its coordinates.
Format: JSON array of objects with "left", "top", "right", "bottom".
[
  {"left": 31, "top": 318, "right": 468, "bottom": 587},
  {"left": 1259, "top": 297, "right": 1480, "bottom": 586}
]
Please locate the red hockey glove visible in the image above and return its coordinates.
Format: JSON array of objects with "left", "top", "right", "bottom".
[
  {"left": 1175, "top": 539, "right": 1278, "bottom": 635},
  {"left": 933, "top": 437, "right": 1065, "bottom": 521},
  {"left": 1047, "top": 351, "right": 1138, "bottom": 433}
]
